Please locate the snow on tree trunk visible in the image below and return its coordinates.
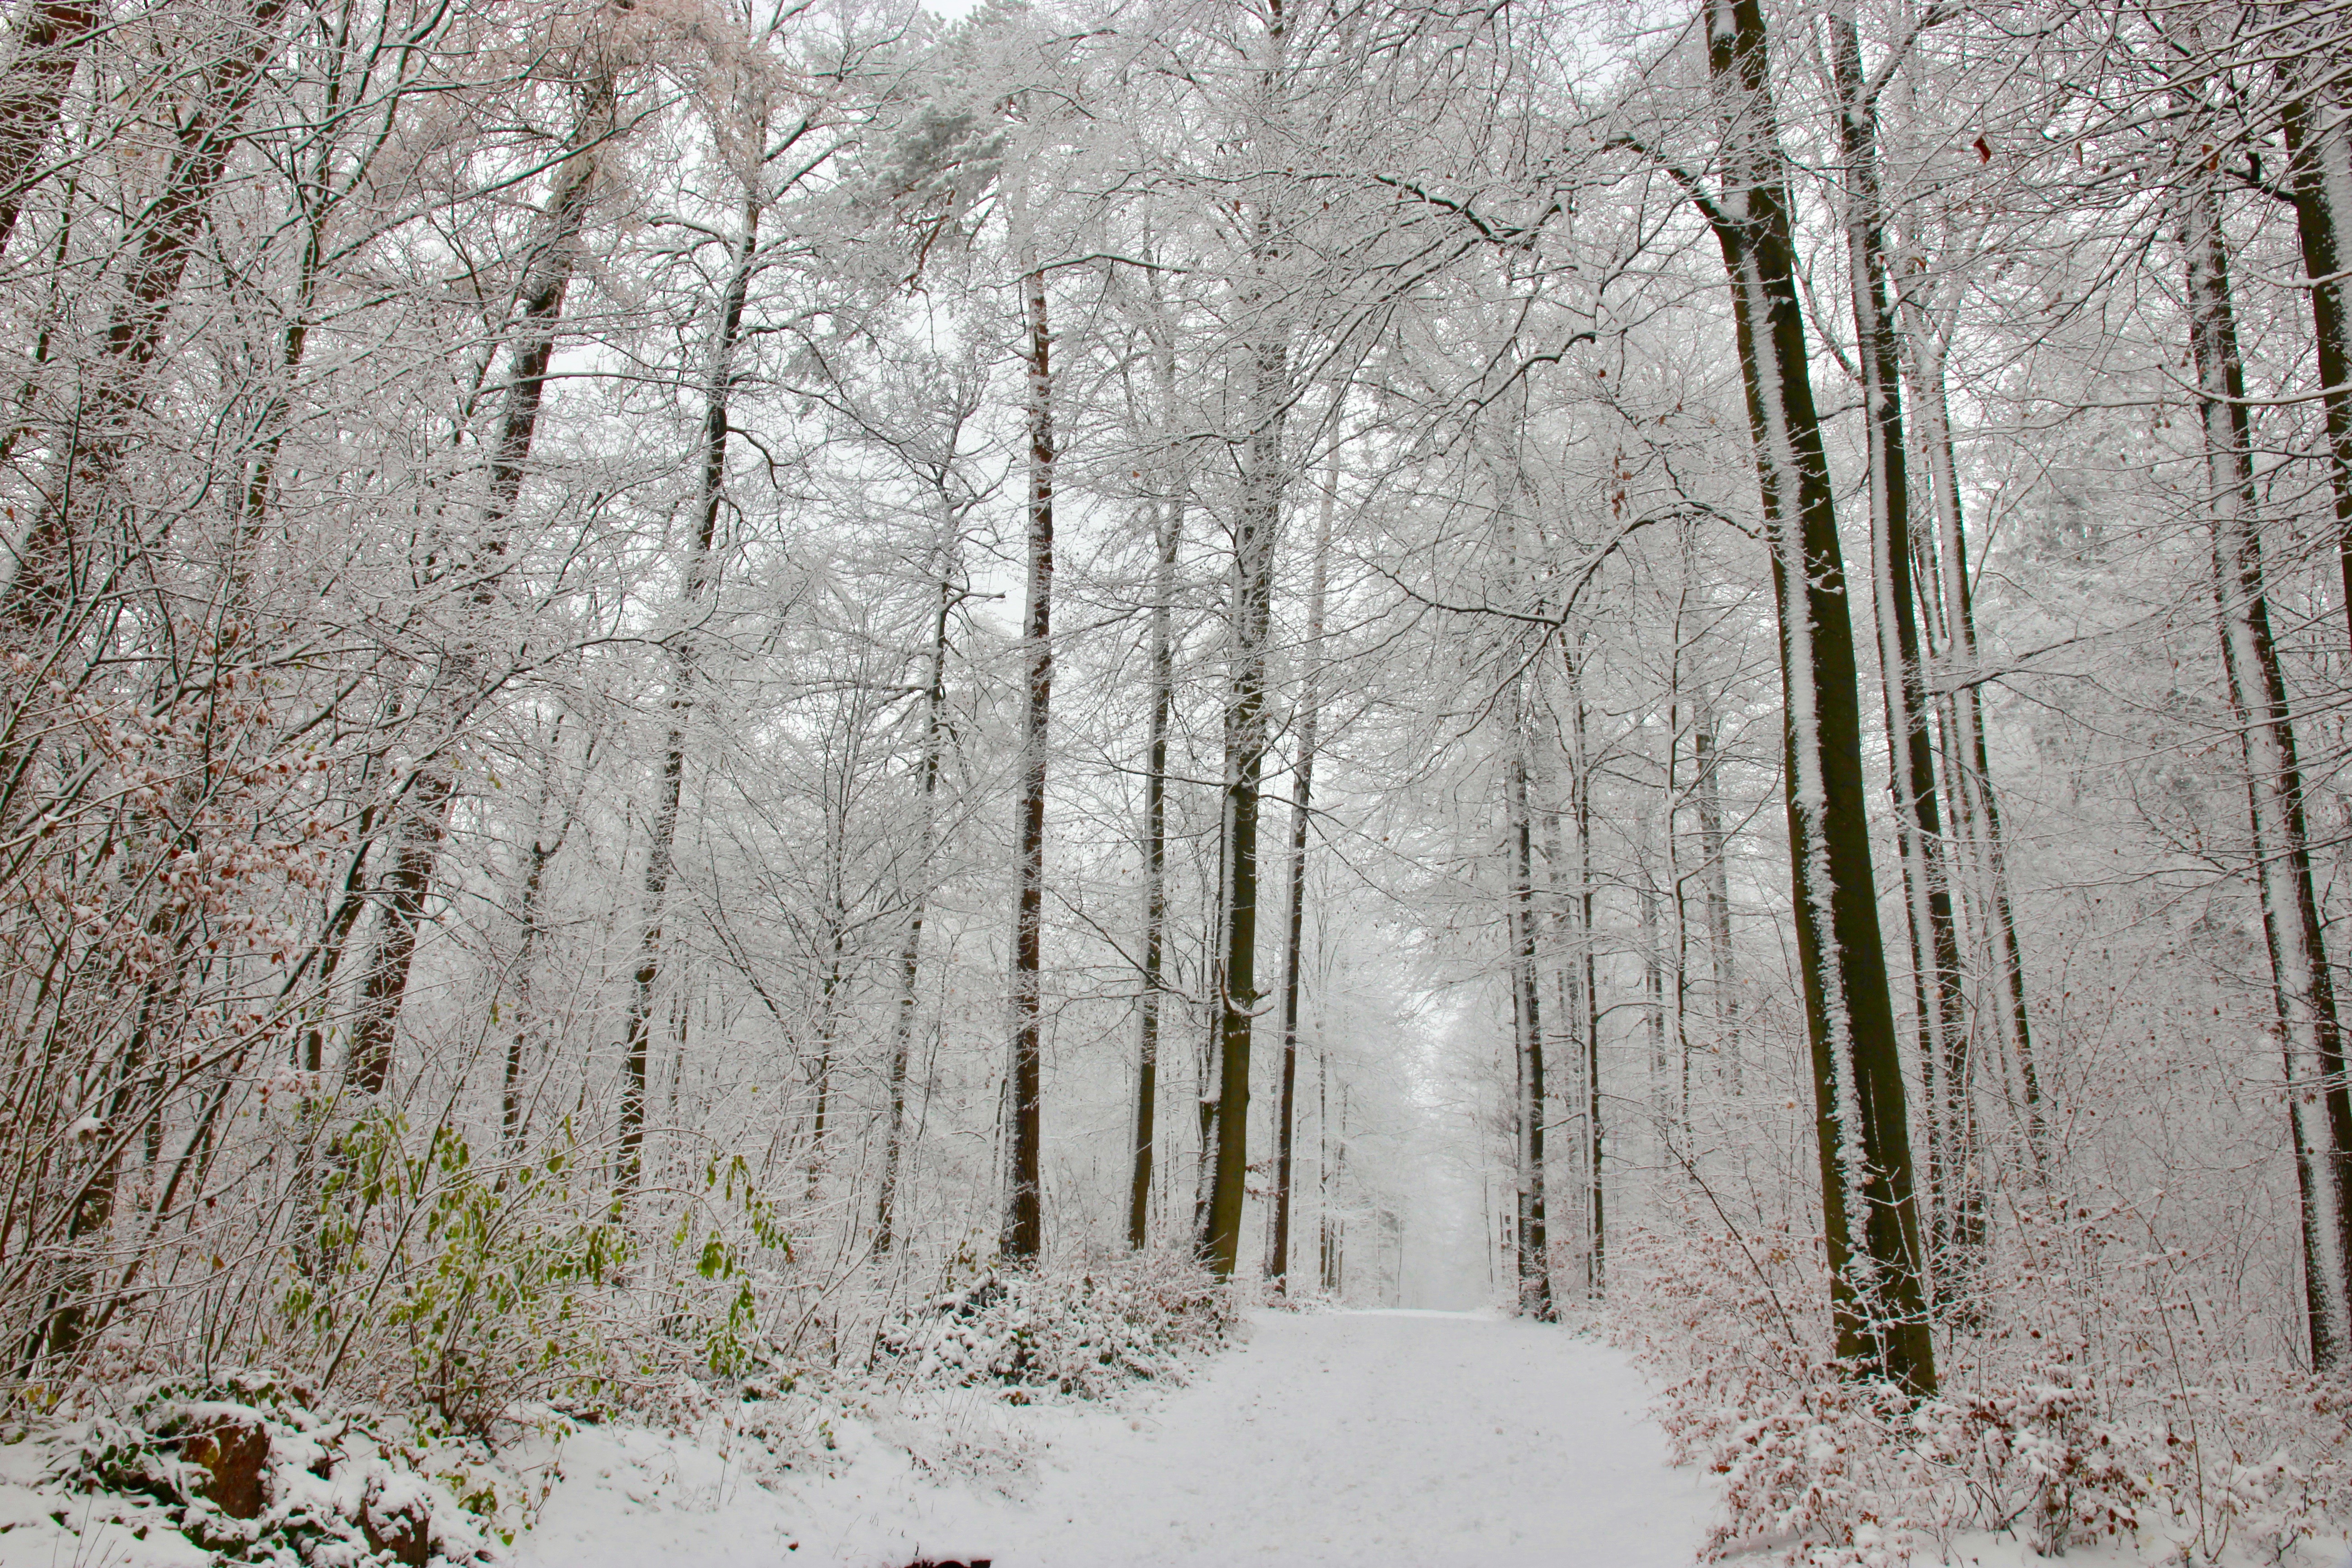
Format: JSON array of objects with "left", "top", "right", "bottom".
[
  {"left": 1202, "top": 323, "right": 1284, "bottom": 1279},
  {"left": 1507, "top": 724, "right": 1554, "bottom": 1321},
  {"left": 614, "top": 194, "right": 756, "bottom": 1204},
  {"left": 1693, "top": 715, "right": 1739, "bottom": 1093},
  {"left": 1901, "top": 308, "right": 2043, "bottom": 1170},
  {"left": 0, "top": 3, "right": 98, "bottom": 259},
  {"left": 2181, "top": 152, "right": 2352, "bottom": 1372},
  {"left": 1269, "top": 424, "right": 1332, "bottom": 1289},
  {"left": 1202, "top": 0, "right": 1290, "bottom": 1283},
  {"left": 1130, "top": 310, "right": 1185, "bottom": 1253},
  {"left": 1003, "top": 262, "right": 1054, "bottom": 1264},
  {"left": 2278, "top": 29, "right": 2352, "bottom": 647},
  {"left": 343, "top": 74, "right": 612, "bottom": 1105},
  {"left": 2, "top": 0, "right": 294, "bottom": 638},
  {"left": 1695, "top": 0, "right": 1935, "bottom": 1396},
  {"left": 878, "top": 504, "right": 956, "bottom": 1258},
  {"left": 1831, "top": 2, "right": 1974, "bottom": 1314}
]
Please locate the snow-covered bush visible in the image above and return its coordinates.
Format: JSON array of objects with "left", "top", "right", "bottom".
[
  {"left": 1612, "top": 1223, "right": 1930, "bottom": 1565},
  {"left": 872, "top": 1252, "right": 1231, "bottom": 1400},
  {"left": 1613, "top": 1215, "right": 2352, "bottom": 1566},
  {"left": 60, "top": 1369, "right": 536, "bottom": 1565}
]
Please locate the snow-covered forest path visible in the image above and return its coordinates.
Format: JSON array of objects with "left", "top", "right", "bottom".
[{"left": 520, "top": 1309, "right": 1713, "bottom": 1568}]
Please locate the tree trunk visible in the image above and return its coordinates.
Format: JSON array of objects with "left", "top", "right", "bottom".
[
  {"left": 1269, "top": 428, "right": 1333, "bottom": 1288},
  {"left": 343, "top": 78, "right": 612, "bottom": 1100},
  {"left": 1202, "top": 0, "right": 1290, "bottom": 1283},
  {"left": 505, "top": 727, "right": 588, "bottom": 1147},
  {"left": 1561, "top": 637, "right": 1605, "bottom": 1299},
  {"left": 2182, "top": 155, "right": 2352, "bottom": 1372},
  {"left": 1903, "top": 308, "right": 2043, "bottom": 1168},
  {"left": 1831, "top": 4, "right": 1973, "bottom": 1311},
  {"left": 2, "top": 0, "right": 292, "bottom": 639},
  {"left": 0, "top": 2, "right": 97, "bottom": 258},
  {"left": 1642, "top": 838, "right": 1666, "bottom": 1088},
  {"left": 614, "top": 194, "right": 755, "bottom": 1203},
  {"left": 806, "top": 922, "right": 844, "bottom": 1201},
  {"left": 2278, "top": 37, "right": 2352, "bottom": 646},
  {"left": 1202, "top": 328, "right": 1285, "bottom": 1280},
  {"left": 13, "top": 5, "right": 278, "bottom": 600},
  {"left": 1318, "top": 1035, "right": 1334, "bottom": 1291},
  {"left": 877, "top": 505, "right": 956, "bottom": 1257},
  {"left": 1128, "top": 314, "right": 1185, "bottom": 1252},
  {"left": 1506, "top": 729, "right": 1554, "bottom": 1321},
  {"left": 1693, "top": 716, "right": 1739, "bottom": 1092},
  {"left": 1002, "top": 264, "right": 1054, "bottom": 1264},
  {"left": 1694, "top": 0, "right": 1935, "bottom": 1395}
]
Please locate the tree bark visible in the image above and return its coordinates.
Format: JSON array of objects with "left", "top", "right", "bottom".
[
  {"left": 1506, "top": 727, "right": 1553, "bottom": 1321},
  {"left": 1202, "top": 323, "right": 1285, "bottom": 1280},
  {"left": 343, "top": 77, "right": 612, "bottom": 1100},
  {"left": 877, "top": 504, "right": 956, "bottom": 1257},
  {"left": 1201, "top": 0, "right": 1290, "bottom": 1283},
  {"left": 2, "top": 0, "right": 293, "bottom": 639},
  {"left": 1128, "top": 307, "right": 1185, "bottom": 1252},
  {"left": 2278, "top": 32, "right": 2352, "bottom": 646},
  {"left": 1692, "top": 0, "right": 1935, "bottom": 1395},
  {"left": 1558, "top": 638, "right": 1604, "bottom": 1300},
  {"left": 1693, "top": 715, "right": 1739, "bottom": 1092},
  {"left": 1902, "top": 307, "right": 2043, "bottom": 1167},
  {"left": 0, "top": 2, "right": 98, "bottom": 259},
  {"left": 613, "top": 194, "right": 755, "bottom": 1203},
  {"left": 504, "top": 723, "right": 590, "bottom": 1148},
  {"left": 2181, "top": 155, "right": 2352, "bottom": 1372},
  {"left": 1002, "top": 263, "right": 1054, "bottom": 1264},
  {"left": 1830, "top": 3, "right": 1974, "bottom": 1311},
  {"left": 1268, "top": 427, "right": 1332, "bottom": 1288},
  {"left": 1128, "top": 500, "right": 1181, "bottom": 1251}
]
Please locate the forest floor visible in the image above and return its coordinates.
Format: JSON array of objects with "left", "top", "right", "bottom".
[
  {"left": 515, "top": 1307, "right": 1718, "bottom": 1568},
  {"left": 8, "top": 1308, "right": 2342, "bottom": 1565}
]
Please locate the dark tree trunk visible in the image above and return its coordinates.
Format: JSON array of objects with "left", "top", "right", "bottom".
[
  {"left": 1553, "top": 638, "right": 1604, "bottom": 1299},
  {"left": 806, "top": 925, "right": 844, "bottom": 1200},
  {"left": 505, "top": 825, "right": 560, "bottom": 1146},
  {"left": 1129, "top": 482, "right": 1181, "bottom": 1251},
  {"left": 1691, "top": 0, "right": 1935, "bottom": 1396},
  {"left": 1830, "top": 5, "right": 1974, "bottom": 1310},
  {"left": 877, "top": 507, "right": 956, "bottom": 1257},
  {"left": 1268, "top": 437, "right": 1332, "bottom": 1288},
  {"left": 343, "top": 79, "right": 612, "bottom": 1100},
  {"left": 1002, "top": 265, "right": 1054, "bottom": 1264},
  {"left": 1903, "top": 312, "right": 2043, "bottom": 1164},
  {"left": 1693, "top": 717, "right": 1739, "bottom": 1092},
  {"left": 1201, "top": 0, "right": 1291, "bottom": 1282},
  {"left": 3, "top": 0, "right": 293, "bottom": 639},
  {"left": 2278, "top": 39, "right": 2352, "bottom": 646},
  {"left": 0, "top": 2, "right": 97, "bottom": 257},
  {"left": 1202, "top": 328, "right": 1285, "bottom": 1280},
  {"left": 1506, "top": 733, "right": 1553, "bottom": 1321},
  {"left": 614, "top": 195, "right": 755, "bottom": 1203},
  {"left": 2181, "top": 153, "right": 2352, "bottom": 1371}
]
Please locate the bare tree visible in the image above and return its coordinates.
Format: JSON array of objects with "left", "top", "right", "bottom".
[{"left": 2179, "top": 95, "right": 2352, "bottom": 1370}]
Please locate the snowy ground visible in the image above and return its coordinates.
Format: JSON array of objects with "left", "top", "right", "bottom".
[
  {"left": 9, "top": 1311, "right": 2345, "bottom": 1566},
  {"left": 515, "top": 1307, "right": 1716, "bottom": 1568}
]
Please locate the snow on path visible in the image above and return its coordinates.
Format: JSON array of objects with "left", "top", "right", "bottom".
[{"left": 518, "top": 1308, "right": 1713, "bottom": 1568}]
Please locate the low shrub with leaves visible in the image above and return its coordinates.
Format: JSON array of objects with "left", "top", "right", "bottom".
[
  {"left": 872, "top": 1252, "right": 1231, "bottom": 1400},
  {"left": 283, "top": 1113, "right": 628, "bottom": 1436}
]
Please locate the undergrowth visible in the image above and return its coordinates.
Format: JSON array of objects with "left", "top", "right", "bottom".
[{"left": 1612, "top": 1214, "right": 2352, "bottom": 1567}]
